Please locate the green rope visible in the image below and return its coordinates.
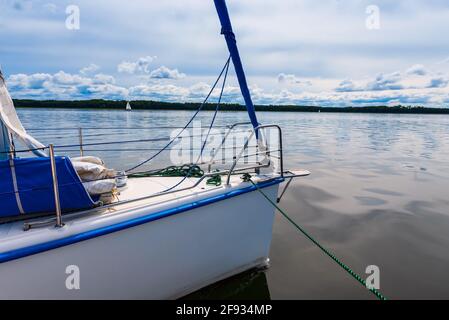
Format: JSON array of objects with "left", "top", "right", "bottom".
[
  {"left": 244, "top": 174, "right": 387, "bottom": 301},
  {"left": 129, "top": 165, "right": 222, "bottom": 186},
  {"left": 206, "top": 174, "right": 222, "bottom": 186},
  {"left": 129, "top": 165, "right": 205, "bottom": 179}
]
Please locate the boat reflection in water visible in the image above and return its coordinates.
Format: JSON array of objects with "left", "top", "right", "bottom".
[{"left": 184, "top": 270, "right": 271, "bottom": 300}]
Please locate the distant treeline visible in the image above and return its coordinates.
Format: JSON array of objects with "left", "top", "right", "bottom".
[{"left": 12, "top": 99, "right": 449, "bottom": 114}]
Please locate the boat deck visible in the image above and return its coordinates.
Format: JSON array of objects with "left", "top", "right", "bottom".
[
  {"left": 0, "top": 174, "right": 281, "bottom": 257},
  {"left": 118, "top": 175, "right": 214, "bottom": 204}
]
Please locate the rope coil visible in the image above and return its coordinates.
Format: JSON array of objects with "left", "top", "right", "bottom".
[{"left": 128, "top": 164, "right": 222, "bottom": 187}]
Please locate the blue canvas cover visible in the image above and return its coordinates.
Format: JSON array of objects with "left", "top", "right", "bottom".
[{"left": 0, "top": 157, "right": 95, "bottom": 218}]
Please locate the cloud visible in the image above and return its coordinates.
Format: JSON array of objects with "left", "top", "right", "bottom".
[
  {"left": 93, "top": 74, "right": 116, "bottom": 85},
  {"left": 428, "top": 77, "right": 448, "bottom": 88},
  {"left": 43, "top": 3, "right": 57, "bottom": 13},
  {"left": 248, "top": 88, "right": 436, "bottom": 107},
  {"left": 367, "top": 72, "right": 404, "bottom": 91},
  {"left": 188, "top": 82, "right": 212, "bottom": 99},
  {"left": 438, "top": 57, "right": 449, "bottom": 64},
  {"left": 335, "top": 79, "right": 362, "bottom": 92},
  {"left": 127, "top": 82, "right": 243, "bottom": 103},
  {"left": 5, "top": 53, "right": 449, "bottom": 108},
  {"left": 3, "top": 0, "right": 449, "bottom": 109},
  {"left": 80, "top": 64, "right": 100, "bottom": 75},
  {"left": 406, "top": 64, "right": 427, "bottom": 76},
  {"left": 149, "top": 66, "right": 186, "bottom": 80},
  {"left": 117, "top": 56, "right": 156, "bottom": 74},
  {"left": 52, "top": 71, "right": 85, "bottom": 85},
  {"left": 8, "top": 73, "right": 52, "bottom": 89},
  {"left": 335, "top": 72, "right": 406, "bottom": 92},
  {"left": 277, "top": 73, "right": 311, "bottom": 86},
  {"left": 129, "top": 84, "right": 189, "bottom": 101},
  {"left": 125, "top": 80, "right": 442, "bottom": 108},
  {"left": 335, "top": 63, "right": 449, "bottom": 93},
  {"left": 3, "top": 0, "right": 449, "bottom": 86},
  {"left": 278, "top": 73, "right": 299, "bottom": 84},
  {"left": 7, "top": 68, "right": 449, "bottom": 108},
  {"left": 7, "top": 71, "right": 127, "bottom": 100},
  {"left": 77, "top": 84, "right": 128, "bottom": 100},
  {"left": 12, "top": 0, "right": 33, "bottom": 11}
]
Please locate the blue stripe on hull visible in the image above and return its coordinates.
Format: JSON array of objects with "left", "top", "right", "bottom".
[{"left": 0, "top": 178, "right": 283, "bottom": 264}]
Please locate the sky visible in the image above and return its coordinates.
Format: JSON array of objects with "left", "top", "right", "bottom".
[{"left": 1, "top": 0, "right": 449, "bottom": 107}]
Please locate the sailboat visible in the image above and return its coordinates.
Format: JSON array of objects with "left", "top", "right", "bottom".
[
  {"left": 126, "top": 101, "right": 132, "bottom": 111},
  {"left": 0, "top": 0, "right": 309, "bottom": 299}
]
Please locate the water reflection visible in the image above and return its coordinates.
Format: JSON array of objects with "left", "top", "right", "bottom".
[{"left": 183, "top": 270, "right": 271, "bottom": 300}]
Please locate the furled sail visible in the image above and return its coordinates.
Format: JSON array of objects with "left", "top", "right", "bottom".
[{"left": 0, "top": 70, "right": 47, "bottom": 157}]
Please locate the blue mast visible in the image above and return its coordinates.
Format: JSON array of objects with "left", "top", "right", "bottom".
[{"left": 213, "top": 0, "right": 259, "bottom": 131}]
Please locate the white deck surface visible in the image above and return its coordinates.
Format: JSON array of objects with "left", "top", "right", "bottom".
[{"left": 0, "top": 174, "right": 275, "bottom": 253}]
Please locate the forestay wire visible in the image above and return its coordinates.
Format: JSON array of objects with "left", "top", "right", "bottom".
[
  {"left": 125, "top": 56, "right": 232, "bottom": 173},
  {"left": 150, "top": 57, "right": 231, "bottom": 194}
]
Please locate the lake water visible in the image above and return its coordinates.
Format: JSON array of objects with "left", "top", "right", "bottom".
[{"left": 17, "top": 108, "right": 449, "bottom": 300}]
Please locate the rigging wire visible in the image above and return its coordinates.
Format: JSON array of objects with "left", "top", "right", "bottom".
[
  {"left": 125, "top": 56, "right": 232, "bottom": 173},
  {"left": 155, "top": 57, "right": 231, "bottom": 193},
  {"left": 27, "top": 125, "right": 235, "bottom": 131},
  {"left": 0, "top": 129, "right": 254, "bottom": 154}
]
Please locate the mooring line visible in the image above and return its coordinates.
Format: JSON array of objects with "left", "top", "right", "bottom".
[{"left": 247, "top": 177, "right": 387, "bottom": 301}]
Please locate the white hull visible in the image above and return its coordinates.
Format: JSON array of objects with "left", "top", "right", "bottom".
[{"left": 0, "top": 183, "right": 279, "bottom": 299}]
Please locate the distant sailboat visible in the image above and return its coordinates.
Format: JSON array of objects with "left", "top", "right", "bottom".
[{"left": 126, "top": 101, "right": 132, "bottom": 111}]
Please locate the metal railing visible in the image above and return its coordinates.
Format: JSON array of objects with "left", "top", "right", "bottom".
[
  {"left": 49, "top": 144, "right": 64, "bottom": 228},
  {"left": 226, "top": 124, "right": 283, "bottom": 185},
  {"left": 78, "top": 128, "right": 84, "bottom": 157},
  {"left": 22, "top": 123, "right": 284, "bottom": 229},
  {"left": 207, "top": 122, "right": 252, "bottom": 172}
]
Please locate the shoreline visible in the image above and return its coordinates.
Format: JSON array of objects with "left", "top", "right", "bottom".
[{"left": 13, "top": 99, "right": 449, "bottom": 115}]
